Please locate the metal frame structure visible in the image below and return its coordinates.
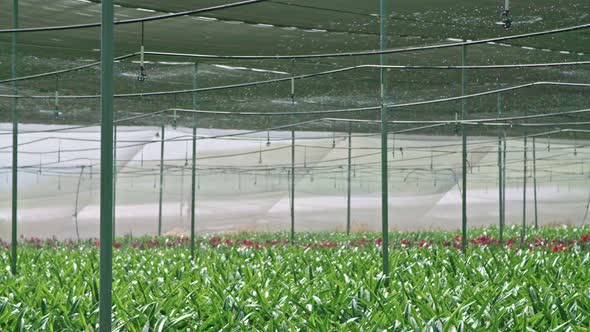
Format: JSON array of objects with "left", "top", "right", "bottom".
[{"left": 2, "top": 1, "right": 589, "bottom": 330}]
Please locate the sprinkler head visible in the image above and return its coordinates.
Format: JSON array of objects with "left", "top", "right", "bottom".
[
  {"left": 501, "top": 10, "right": 512, "bottom": 30},
  {"left": 137, "top": 66, "right": 147, "bottom": 81}
]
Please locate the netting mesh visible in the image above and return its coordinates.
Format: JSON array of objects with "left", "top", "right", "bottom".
[
  {"left": 1, "top": 1, "right": 590, "bottom": 240},
  {"left": 1, "top": 122, "right": 588, "bottom": 239}
]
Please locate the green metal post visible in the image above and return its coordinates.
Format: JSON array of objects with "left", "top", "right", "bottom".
[
  {"left": 112, "top": 125, "right": 117, "bottom": 239},
  {"left": 290, "top": 60, "right": 296, "bottom": 244},
  {"left": 502, "top": 133, "right": 507, "bottom": 233},
  {"left": 190, "top": 63, "right": 198, "bottom": 259},
  {"left": 99, "top": 0, "right": 114, "bottom": 330},
  {"left": 533, "top": 137, "right": 538, "bottom": 229},
  {"left": 346, "top": 121, "right": 352, "bottom": 235},
  {"left": 158, "top": 125, "right": 165, "bottom": 236},
  {"left": 379, "top": 0, "right": 390, "bottom": 285},
  {"left": 461, "top": 43, "right": 468, "bottom": 253},
  {"left": 521, "top": 111, "right": 528, "bottom": 244},
  {"left": 10, "top": 0, "right": 19, "bottom": 276},
  {"left": 497, "top": 94, "right": 504, "bottom": 244},
  {"left": 290, "top": 131, "right": 295, "bottom": 244}
]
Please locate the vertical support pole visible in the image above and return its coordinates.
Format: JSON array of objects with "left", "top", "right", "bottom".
[
  {"left": 461, "top": 42, "right": 468, "bottom": 253},
  {"left": 99, "top": 0, "right": 114, "bottom": 330},
  {"left": 10, "top": 0, "right": 19, "bottom": 276},
  {"left": 521, "top": 111, "right": 528, "bottom": 244},
  {"left": 112, "top": 125, "right": 117, "bottom": 239},
  {"left": 290, "top": 59, "right": 296, "bottom": 244},
  {"left": 290, "top": 59, "right": 296, "bottom": 105},
  {"left": 290, "top": 130, "right": 295, "bottom": 244},
  {"left": 190, "top": 63, "right": 198, "bottom": 259},
  {"left": 379, "top": 0, "right": 390, "bottom": 286},
  {"left": 533, "top": 136, "right": 538, "bottom": 229},
  {"left": 346, "top": 121, "right": 352, "bottom": 235},
  {"left": 497, "top": 94, "right": 504, "bottom": 245},
  {"left": 502, "top": 131, "right": 507, "bottom": 234},
  {"left": 158, "top": 125, "right": 165, "bottom": 236}
]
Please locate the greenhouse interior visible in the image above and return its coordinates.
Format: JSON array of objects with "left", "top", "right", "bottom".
[{"left": 0, "top": 0, "right": 589, "bottom": 330}]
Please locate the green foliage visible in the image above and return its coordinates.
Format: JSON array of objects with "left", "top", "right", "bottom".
[{"left": 0, "top": 226, "right": 589, "bottom": 331}]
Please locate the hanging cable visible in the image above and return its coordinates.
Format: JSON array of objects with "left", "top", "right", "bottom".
[
  {"left": 138, "top": 22, "right": 146, "bottom": 81},
  {"left": 54, "top": 75, "right": 61, "bottom": 118},
  {"left": 0, "top": 0, "right": 272, "bottom": 33},
  {"left": 332, "top": 121, "right": 336, "bottom": 148}
]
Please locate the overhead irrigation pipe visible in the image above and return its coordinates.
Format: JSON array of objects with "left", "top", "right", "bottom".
[
  {"left": 5, "top": 144, "right": 585, "bottom": 178},
  {"left": 323, "top": 108, "right": 590, "bottom": 125},
  {"left": 3, "top": 104, "right": 590, "bottom": 151},
  {"left": 324, "top": 118, "right": 590, "bottom": 127},
  {"left": 0, "top": 53, "right": 139, "bottom": 84},
  {"left": 3, "top": 80, "right": 589, "bottom": 105},
  {"left": 0, "top": 0, "right": 271, "bottom": 33},
  {"left": 3, "top": 57, "right": 589, "bottom": 86},
  {"left": 140, "top": 22, "right": 590, "bottom": 60},
  {"left": 3, "top": 103, "right": 590, "bottom": 144}
]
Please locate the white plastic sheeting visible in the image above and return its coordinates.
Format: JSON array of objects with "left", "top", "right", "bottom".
[{"left": 0, "top": 123, "right": 588, "bottom": 239}]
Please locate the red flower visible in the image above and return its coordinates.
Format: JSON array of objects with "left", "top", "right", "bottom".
[
  {"left": 94, "top": 241, "right": 100, "bottom": 247},
  {"left": 400, "top": 239, "right": 411, "bottom": 247},
  {"left": 113, "top": 242, "right": 121, "bottom": 249},
  {"left": 375, "top": 238, "right": 383, "bottom": 246},
  {"left": 552, "top": 244, "right": 568, "bottom": 252},
  {"left": 453, "top": 235, "right": 462, "bottom": 242},
  {"left": 472, "top": 235, "right": 494, "bottom": 246},
  {"left": 209, "top": 237, "right": 221, "bottom": 246},
  {"left": 580, "top": 234, "right": 590, "bottom": 243},
  {"left": 225, "top": 238, "right": 233, "bottom": 246},
  {"left": 241, "top": 240, "right": 254, "bottom": 247},
  {"left": 418, "top": 240, "right": 429, "bottom": 248}
]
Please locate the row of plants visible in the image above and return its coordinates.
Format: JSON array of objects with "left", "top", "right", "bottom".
[
  {"left": 4, "top": 225, "right": 590, "bottom": 252},
  {"left": 0, "top": 225, "right": 588, "bottom": 330}
]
